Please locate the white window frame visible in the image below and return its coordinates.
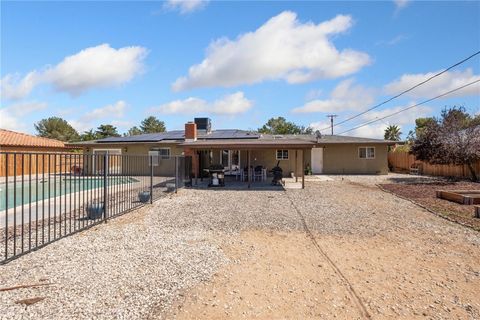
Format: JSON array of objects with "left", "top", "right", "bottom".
[
  {"left": 148, "top": 151, "right": 159, "bottom": 166},
  {"left": 92, "top": 149, "right": 122, "bottom": 173},
  {"left": 276, "top": 149, "right": 289, "bottom": 160},
  {"left": 358, "top": 146, "right": 375, "bottom": 159},
  {"left": 149, "top": 147, "right": 170, "bottom": 166},
  {"left": 220, "top": 150, "right": 241, "bottom": 173}
]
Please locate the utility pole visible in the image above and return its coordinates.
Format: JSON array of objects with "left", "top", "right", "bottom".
[{"left": 326, "top": 114, "right": 337, "bottom": 135}]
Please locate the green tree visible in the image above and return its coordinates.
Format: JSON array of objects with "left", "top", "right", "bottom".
[
  {"left": 80, "top": 129, "right": 99, "bottom": 141},
  {"left": 95, "top": 124, "right": 120, "bottom": 139},
  {"left": 384, "top": 125, "right": 402, "bottom": 141},
  {"left": 406, "top": 117, "right": 436, "bottom": 142},
  {"left": 34, "top": 117, "right": 79, "bottom": 142},
  {"left": 140, "top": 116, "right": 166, "bottom": 133},
  {"left": 125, "top": 126, "right": 143, "bottom": 136},
  {"left": 410, "top": 107, "right": 480, "bottom": 181},
  {"left": 258, "top": 117, "right": 312, "bottom": 135}
]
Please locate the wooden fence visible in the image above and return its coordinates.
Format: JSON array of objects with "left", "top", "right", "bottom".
[
  {"left": 388, "top": 151, "right": 480, "bottom": 179},
  {"left": 0, "top": 152, "right": 83, "bottom": 177}
]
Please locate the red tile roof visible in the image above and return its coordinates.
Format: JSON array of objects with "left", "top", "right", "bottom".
[{"left": 0, "top": 129, "right": 68, "bottom": 148}]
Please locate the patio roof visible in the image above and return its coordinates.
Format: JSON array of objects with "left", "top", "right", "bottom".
[{"left": 181, "top": 138, "right": 315, "bottom": 149}]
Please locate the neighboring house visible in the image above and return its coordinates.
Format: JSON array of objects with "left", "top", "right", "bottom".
[
  {"left": 0, "top": 128, "right": 80, "bottom": 177},
  {"left": 0, "top": 128, "right": 77, "bottom": 153},
  {"left": 74, "top": 118, "right": 394, "bottom": 180}
]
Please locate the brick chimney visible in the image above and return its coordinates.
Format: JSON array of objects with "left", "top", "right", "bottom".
[{"left": 185, "top": 121, "right": 197, "bottom": 142}]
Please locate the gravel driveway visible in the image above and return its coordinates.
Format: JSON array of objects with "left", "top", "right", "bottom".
[{"left": 1, "top": 174, "right": 479, "bottom": 319}]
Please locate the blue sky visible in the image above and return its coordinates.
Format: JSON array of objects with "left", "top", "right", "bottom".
[{"left": 1, "top": 0, "right": 479, "bottom": 138}]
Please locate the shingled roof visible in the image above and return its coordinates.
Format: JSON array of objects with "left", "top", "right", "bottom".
[{"left": 0, "top": 129, "right": 68, "bottom": 148}]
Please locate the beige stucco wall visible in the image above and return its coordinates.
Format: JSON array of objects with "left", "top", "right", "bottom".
[
  {"left": 84, "top": 143, "right": 184, "bottom": 156},
  {"left": 320, "top": 144, "right": 389, "bottom": 174},
  {"left": 82, "top": 143, "right": 184, "bottom": 176}
]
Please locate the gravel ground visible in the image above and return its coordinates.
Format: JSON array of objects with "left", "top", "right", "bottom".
[
  {"left": 0, "top": 194, "right": 227, "bottom": 320},
  {"left": 1, "top": 173, "right": 479, "bottom": 319}
]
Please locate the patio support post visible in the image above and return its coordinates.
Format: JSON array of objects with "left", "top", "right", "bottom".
[
  {"left": 295, "top": 150, "right": 298, "bottom": 183},
  {"left": 103, "top": 153, "right": 108, "bottom": 222},
  {"left": 174, "top": 156, "right": 178, "bottom": 193},
  {"left": 301, "top": 149, "right": 305, "bottom": 189},
  {"left": 247, "top": 150, "right": 251, "bottom": 189},
  {"left": 150, "top": 155, "right": 153, "bottom": 204},
  {"left": 194, "top": 152, "right": 199, "bottom": 186}
]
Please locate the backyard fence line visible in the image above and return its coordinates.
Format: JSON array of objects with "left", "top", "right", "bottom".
[
  {"left": 0, "top": 152, "right": 192, "bottom": 264},
  {"left": 388, "top": 151, "right": 480, "bottom": 179},
  {"left": 0, "top": 152, "right": 83, "bottom": 177}
]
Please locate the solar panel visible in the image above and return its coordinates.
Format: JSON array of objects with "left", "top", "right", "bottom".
[
  {"left": 95, "top": 129, "right": 259, "bottom": 143},
  {"left": 203, "top": 129, "right": 259, "bottom": 139},
  {"left": 97, "top": 130, "right": 185, "bottom": 143}
]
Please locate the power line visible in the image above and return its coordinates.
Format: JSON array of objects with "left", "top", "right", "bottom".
[
  {"left": 337, "top": 79, "right": 480, "bottom": 135},
  {"left": 317, "top": 50, "right": 480, "bottom": 132}
]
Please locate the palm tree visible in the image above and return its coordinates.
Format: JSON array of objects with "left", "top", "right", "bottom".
[{"left": 384, "top": 125, "right": 402, "bottom": 141}]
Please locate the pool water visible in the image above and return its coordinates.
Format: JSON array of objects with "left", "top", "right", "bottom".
[{"left": 0, "top": 176, "right": 138, "bottom": 211}]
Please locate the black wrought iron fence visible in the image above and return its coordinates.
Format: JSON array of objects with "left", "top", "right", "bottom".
[{"left": 0, "top": 152, "right": 191, "bottom": 264}]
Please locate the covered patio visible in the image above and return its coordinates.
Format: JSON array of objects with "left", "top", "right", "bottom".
[{"left": 182, "top": 139, "right": 314, "bottom": 189}]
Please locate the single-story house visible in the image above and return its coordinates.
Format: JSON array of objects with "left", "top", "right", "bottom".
[{"left": 74, "top": 118, "right": 394, "bottom": 187}]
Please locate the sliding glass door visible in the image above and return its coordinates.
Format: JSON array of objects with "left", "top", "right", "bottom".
[{"left": 220, "top": 150, "right": 240, "bottom": 174}]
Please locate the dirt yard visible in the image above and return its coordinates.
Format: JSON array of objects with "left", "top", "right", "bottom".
[
  {"left": 380, "top": 179, "right": 480, "bottom": 231},
  {"left": 1, "top": 174, "right": 479, "bottom": 319},
  {"left": 161, "top": 177, "right": 480, "bottom": 320}
]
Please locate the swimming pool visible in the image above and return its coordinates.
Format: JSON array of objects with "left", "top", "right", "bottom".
[{"left": 0, "top": 176, "right": 138, "bottom": 211}]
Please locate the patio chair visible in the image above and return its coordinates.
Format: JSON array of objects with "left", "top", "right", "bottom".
[
  {"left": 234, "top": 168, "right": 243, "bottom": 181},
  {"left": 239, "top": 167, "right": 248, "bottom": 182},
  {"left": 254, "top": 166, "right": 264, "bottom": 181}
]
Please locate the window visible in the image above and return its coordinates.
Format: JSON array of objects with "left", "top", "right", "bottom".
[
  {"left": 157, "top": 148, "right": 170, "bottom": 159},
  {"left": 276, "top": 149, "right": 289, "bottom": 160},
  {"left": 149, "top": 148, "right": 170, "bottom": 166},
  {"left": 359, "top": 147, "right": 375, "bottom": 159}
]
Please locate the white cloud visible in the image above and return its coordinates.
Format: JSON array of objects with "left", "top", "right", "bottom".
[
  {"left": 82, "top": 100, "right": 127, "bottom": 122},
  {"left": 67, "top": 119, "right": 92, "bottom": 133},
  {"left": 0, "top": 72, "right": 39, "bottom": 100},
  {"left": 164, "top": 0, "right": 208, "bottom": 14},
  {"left": 5, "top": 101, "right": 48, "bottom": 117},
  {"left": 347, "top": 103, "right": 432, "bottom": 138},
  {"left": 110, "top": 120, "right": 134, "bottom": 130},
  {"left": 384, "top": 68, "right": 480, "bottom": 99},
  {"left": 0, "top": 101, "right": 47, "bottom": 131},
  {"left": 292, "top": 78, "right": 375, "bottom": 113},
  {"left": 172, "top": 12, "right": 371, "bottom": 91},
  {"left": 68, "top": 100, "right": 128, "bottom": 132},
  {"left": 305, "top": 89, "right": 323, "bottom": 101},
  {"left": 394, "top": 0, "right": 410, "bottom": 10},
  {"left": 0, "top": 108, "right": 27, "bottom": 131},
  {"left": 308, "top": 103, "right": 432, "bottom": 139},
  {"left": 376, "top": 34, "right": 409, "bottom": 46},
  {"left": 344, "top": 103, "right": 430, "bottom": 138},
  {"left": 151, "top": 91, "right": 253, "bottom": 115},
  {"left": 359, "top": 103, "right": 432, "bottom": 125},
  {"left": 308, "top": 120, "right": 333, "bottom": 133},
  {"left": 1, "top": 44, "right": 148, "bottom": 100},
  {"left": 348, "top": 123, "right": 389, "bottom": 139}
]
